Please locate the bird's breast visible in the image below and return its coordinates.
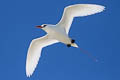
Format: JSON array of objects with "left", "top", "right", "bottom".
[{"left": 48, "top": 28, "right": 71, "bottom": 44}]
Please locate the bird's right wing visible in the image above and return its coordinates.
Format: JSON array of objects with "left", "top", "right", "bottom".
[
  {"left": 57, "top": 4, "right": 105, "bottom": 34},
  {"left": 26, "top": 35, "right": 58, "bottom": 77}
]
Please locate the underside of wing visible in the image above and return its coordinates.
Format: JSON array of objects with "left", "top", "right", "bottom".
[
  {"left": 57, "top": 4, "right": 105, "bottom": 34},
  {"left": 26, "top": 35, "right": 58, "bottom": 77}
]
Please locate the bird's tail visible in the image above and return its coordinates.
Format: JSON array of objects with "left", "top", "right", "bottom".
[{"left": 71, "top": 43, "right": 79, "bottom": 48}]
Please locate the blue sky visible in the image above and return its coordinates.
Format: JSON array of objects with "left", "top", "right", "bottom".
[{"left": 0, "top": 0, "right": 120, "bottom": 80}]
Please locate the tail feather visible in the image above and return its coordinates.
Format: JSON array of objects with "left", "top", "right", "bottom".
[{"left": 71, "top": 43, "right": 79, "bottom": 48}]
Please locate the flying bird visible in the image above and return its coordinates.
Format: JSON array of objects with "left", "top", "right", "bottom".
[{"left": 26, "top": 4, "right": 105, "bottom": 77}]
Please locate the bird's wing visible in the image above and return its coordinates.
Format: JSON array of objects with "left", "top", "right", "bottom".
[
  {"left": 57, "top": 4, "right": 105, "bottom": 34},
  {"left": 26, "top": 35, "right": 58, "bottom": 77}
]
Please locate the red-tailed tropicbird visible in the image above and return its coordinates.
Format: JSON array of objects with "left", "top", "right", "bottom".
[{"left": 26, "top": 4, "right": 105, "bottom": 77}]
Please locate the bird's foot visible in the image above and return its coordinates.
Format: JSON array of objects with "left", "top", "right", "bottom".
[
  {"left": 67, "top": 44, "right": 71, "bottom": 47},
  {"left": 71, "top": 39, "right": 75, "bottom": 43}
]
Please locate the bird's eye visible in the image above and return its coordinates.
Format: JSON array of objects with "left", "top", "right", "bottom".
[{"left": 43, "top": 25, "right": 47, "bottom": 27}]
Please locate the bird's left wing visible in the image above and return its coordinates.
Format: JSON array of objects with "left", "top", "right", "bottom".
[
  {"left": 57, "top": 4, "right": 105, "bottom": 34},
  {"left": 26, "top": 35, "right": 58, "bottom": 77}
]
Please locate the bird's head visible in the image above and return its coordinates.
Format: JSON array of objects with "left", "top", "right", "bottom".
[{"left": 36, "top": 24, "right": 54, "bottom": 33}]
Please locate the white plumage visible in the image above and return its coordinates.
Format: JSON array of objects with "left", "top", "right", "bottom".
[
  {"left": 26, "top": 35, "right": 58, "bottom": 77},
  {"left": 26, "top": 4, "right": 105, "bottom": 77},
  {"left": 57, "top": 4, "right": 105, "bottom": 33}
]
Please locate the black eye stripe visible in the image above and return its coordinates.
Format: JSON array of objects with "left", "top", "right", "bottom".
[{"left": 43, "top": 25, "right": 47, "bottom": 27}]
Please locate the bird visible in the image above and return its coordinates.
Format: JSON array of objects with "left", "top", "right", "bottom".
[{"left": 26, "top": 4, "right": 105, "bottom": 77}]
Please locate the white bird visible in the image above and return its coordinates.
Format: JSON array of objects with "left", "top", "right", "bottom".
[{"left": 26, "top": 4, "right": 105, "bottom": 77}]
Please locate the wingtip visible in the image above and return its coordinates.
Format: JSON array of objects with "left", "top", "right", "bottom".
[
  {"left": 26, "top": 67, "right": 33, "bottom": 78},
  {"left": 26, "top": 72, "right": 30, "bottom": 77},
  {"left": 97, "top": 4, "right": 106, "bottom": 12},
  {"left": 26, "top": 72, "right": 32, "bottom": 78}
]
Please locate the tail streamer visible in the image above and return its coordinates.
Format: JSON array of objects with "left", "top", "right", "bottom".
[{"left": 79, "top": 47, "right": 98, "bottom": 62}]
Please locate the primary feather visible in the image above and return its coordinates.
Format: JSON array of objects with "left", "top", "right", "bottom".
[
  {"left": 26, "top": 35, "right": 58, "bottom": 77},
  {"left": 57, "top": 4, "right": 105, "bottom": 33}
]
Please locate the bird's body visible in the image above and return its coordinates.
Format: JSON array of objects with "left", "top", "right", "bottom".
[
  {"left": 43, "top": 24, "right": 72, "bottom": 45},
  {"left": 26, "top": 4, "right": 105, "bottom": 77}
]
